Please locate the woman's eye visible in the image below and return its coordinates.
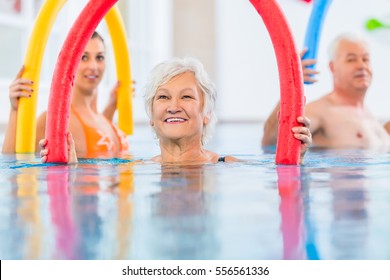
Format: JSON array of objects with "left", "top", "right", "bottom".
[
  {"left": 81, "top": 55, "right": 88, "bottom": 61},
  {"left": 157, "top": 95, "right": 168, "bottom": 100},
  {"left": 183, "top": 95, "right": 193, "bottom": 99},
  {"left": 97, "top": 55, "right": 105, "bottom": 61}
]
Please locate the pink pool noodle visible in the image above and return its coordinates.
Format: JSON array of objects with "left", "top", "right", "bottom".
[
  {"left": 277, "top": 166, "right": 305, "bottom": 259},
  {"left": 47, "top": 166, "right": 77, "bottom": 259},
  {"left": 45, "top": 0, "right": 118, "bottom": 163},
  {"left": 249, "top": 0, "right": 305, "bottom": 165}
]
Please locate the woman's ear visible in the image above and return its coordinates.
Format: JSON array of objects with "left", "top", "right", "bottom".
[
  {"left": 149, "top": 120, "right": 154, "bottom": 127},
  {"left": 203, "top": 114, "right": 210, "bottom": 125}
]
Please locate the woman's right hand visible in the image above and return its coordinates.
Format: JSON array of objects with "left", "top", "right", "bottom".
[
  {"left": 39, "top": 132, "right": 78, "bottom": 164},
  {"left": 9, "top": 66, "right": 34, "bottom": 111}
]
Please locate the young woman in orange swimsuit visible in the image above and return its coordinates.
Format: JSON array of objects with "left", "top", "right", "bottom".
[{"left": 3, "top": 31, "right": 128, "bottom": 158}]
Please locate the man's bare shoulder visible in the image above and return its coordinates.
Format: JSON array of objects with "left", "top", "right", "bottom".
[
  {"left": 306, "top": 94, "right": 333, "bottom": 108},
  {"left": 305, "top": 94, "right": 334, "bottom": 115}
]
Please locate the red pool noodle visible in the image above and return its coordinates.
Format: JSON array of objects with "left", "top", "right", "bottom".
[
  {"left": 45, "top": 0, "right": 118, "bottom": 163},
  {"left": 249, "top": 0, "right": 305, "bottom": 165},
  {"left": 276, "top": 166, "right": 305, "bottom": 259}
]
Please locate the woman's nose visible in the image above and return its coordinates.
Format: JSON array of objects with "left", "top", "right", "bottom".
[
  {"left": 87, "top": 59, "right": 98, "bottom": 70},
  {"left": 167, "top": 98, "right": 182, "bottom": 113}
]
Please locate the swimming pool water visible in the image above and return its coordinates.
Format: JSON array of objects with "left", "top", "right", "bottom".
[{"left": 0, "top": 123, "right": 390, "bottom": 259}]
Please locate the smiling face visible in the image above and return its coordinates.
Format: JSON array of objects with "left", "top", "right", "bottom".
[
  {"left": 150, "top": 72, "right": 209, "bottom": 144},
  {"left": 330, "top": 39, "right": 372, "bottom": 93},
  {"left": 74, "top": 37, "right": 106, "bottom": 94}
]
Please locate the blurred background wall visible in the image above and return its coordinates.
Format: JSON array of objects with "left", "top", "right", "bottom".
[{"left": 0, "top": 0, "right": 389, "bottom": 131}]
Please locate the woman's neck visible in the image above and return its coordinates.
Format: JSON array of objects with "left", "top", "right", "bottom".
[
  {"left": 158, "top": 138, "right": 214, "bottom": 164},
  {"left": 71, "top": 89, "right": 98, "bottom": 112}
]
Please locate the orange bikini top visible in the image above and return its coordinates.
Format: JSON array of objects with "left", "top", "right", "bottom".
[{"left": 71, "top": 107, "right": 129, "bottom": 157}]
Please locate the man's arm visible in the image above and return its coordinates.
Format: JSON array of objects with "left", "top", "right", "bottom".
[
  {"left": 304, "top": 101, "right": 322, "bottom": 138},
  {"left": 384, "top": 122, "right": 390, "bottom": 134}
]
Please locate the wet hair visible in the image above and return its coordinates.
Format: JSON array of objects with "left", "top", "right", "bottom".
[
  {"left": 328, "top": 32, "right": 369, "bottom": 61},
  {"left": 144, "top": 57, "right": 217, "bottom": 144}
]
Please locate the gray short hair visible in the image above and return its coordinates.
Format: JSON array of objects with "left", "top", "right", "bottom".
[
  {"left": 144, "top": 57, "right": 217, "bottom": 144},
  {"left": 328, "top": 32, "right": 370, "bottom": 61}
]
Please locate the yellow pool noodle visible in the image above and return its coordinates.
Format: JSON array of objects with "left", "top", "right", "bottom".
[
  {"left": 16, "top": 0, "right": 67, "bottom": 153},
  {"left": 105, "top": 6, "right": 134, "bottom": 135}
]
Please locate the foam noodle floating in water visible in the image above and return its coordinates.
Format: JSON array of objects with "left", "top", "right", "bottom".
[
  {"left": 16, "top": 0, "right": 67, "bottom": 153},
  {"left": 105, "top": 7, "right": 133, "bottom": 135},
  {"left": 249, "top": 0, "right": 304, "bottom": 165},
  {"left": 302, "top": 0, "right": 332, "bottom": 84},
  {"left": 45, "top": 0, "right": 118, "bottom": 163}
]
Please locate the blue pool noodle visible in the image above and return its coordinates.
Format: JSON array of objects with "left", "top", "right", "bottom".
[{"left": 302, "top": 0, "right": 332, "bottom": 84}]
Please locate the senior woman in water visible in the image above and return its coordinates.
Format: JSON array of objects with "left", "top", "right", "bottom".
[{"left": 40, "top": 57, "right": 311, "bottom": 164}]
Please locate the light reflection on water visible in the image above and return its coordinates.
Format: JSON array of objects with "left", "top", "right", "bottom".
[{"left": 0, "top": 124, "right": 390, "bottom": 259}]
